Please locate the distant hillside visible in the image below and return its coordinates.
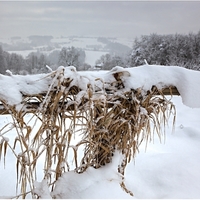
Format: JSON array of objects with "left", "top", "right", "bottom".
[
  {"left": 29, "top": 35, "right": 53, "bottom": 46},
  {"left": 104, "top": 42, "right": 131, "bottom": 55},
  {"left": 0, "top": 36, "right": 132, "bottom": 53}
]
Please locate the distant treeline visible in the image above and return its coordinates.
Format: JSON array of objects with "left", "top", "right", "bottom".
[
  {"left": 130, "top": 32, "right": 200, "bottom": 70},
  {"left": 95, "top": 32, "right": 200, "bottom": 71},
  {"left": 97, "top": 37, "right": 131, "bottom": 55},
  {"left": 0, "top": 32, "right": 200, "bottom": 75},
  {"left": 0, "top": 35, "right": 55, "bottom": 51},
  {"left": 0, "top": 46, "right": 88, "bottom": 75}
]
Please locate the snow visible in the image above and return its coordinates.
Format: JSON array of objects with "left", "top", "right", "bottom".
[
  {"left": 51, "top": 37, "right": 107, "bottom": 50},
  {"left": 109, "top": 65, "right": 200, "bottom": 108},
  {"left": 33, "top": 180, "right": 52, "bottom": 199},
  {"left": 0, "top": 73, "right": 50, "bottom": 105},
  {"left": 1, "top": 96, "right": 200, "bottom": 198},
  {"left": 1, "top": 64, "right": 200, "bottom": 108},
  {"left": 49, "top": 96, "right": 200, "bottom": 199},
  {"left": 51, "top": 152, "right": 133, "bottom": 199},
  {"left": 0, "top": 64, "right": 200, "bottom": 198},
  {"left": 85, "top": 50, "right": 109, "bottom": 66}
]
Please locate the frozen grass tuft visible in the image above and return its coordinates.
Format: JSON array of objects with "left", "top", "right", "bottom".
[{"left": 0, "top": 67, "right": 176, "bottom": 198}]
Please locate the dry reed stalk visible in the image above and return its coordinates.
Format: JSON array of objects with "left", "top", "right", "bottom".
[
  {"left": 76, "top": 83, "right": 176, "bottom": 196},
  {"left": 0, "top": 68, "right": 176, "bottom": 198}
]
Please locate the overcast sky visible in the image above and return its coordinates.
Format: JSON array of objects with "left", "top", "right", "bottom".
[{"left": 0, "top": 1, "right": 200, "bottom": 39}]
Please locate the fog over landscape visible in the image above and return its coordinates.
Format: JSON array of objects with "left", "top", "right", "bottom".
[
  {"left": 0, "top": 1, "right": 200, "bottom": 39},
  {"left": 0, "top": 1, "right": 200, "bottom": 74}
]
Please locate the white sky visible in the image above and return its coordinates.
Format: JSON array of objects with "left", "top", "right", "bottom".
[{"left": 0, "top": 1, "right": 200, "bottom": 39}]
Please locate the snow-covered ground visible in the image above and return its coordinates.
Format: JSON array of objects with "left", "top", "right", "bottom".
[
  {"left": 0, "top": 65, "right": 200, "bottom": 198},
  {"left": 85, "top": 50, "right": 109, "bottom": 66},
  {"left": 0, "top": 96, "right": 200, "bottom": 198},
  {"left": 52, "top": 37, "right": 107, "bottom": 50},
  {"left": 51, "top": 96, "right": 200, "bottom": 199}
]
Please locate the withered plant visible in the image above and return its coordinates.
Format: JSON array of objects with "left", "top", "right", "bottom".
[{"left": 0, "top": 67, "right": 176, "bottom": 198}]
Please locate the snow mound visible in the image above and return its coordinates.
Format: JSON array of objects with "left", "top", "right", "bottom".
[
  {"left": 51, "top": 152, "right": 134, "bottom": 199},
  {"left": 0, "top": 65, "right": 200, "bottom": 108}
]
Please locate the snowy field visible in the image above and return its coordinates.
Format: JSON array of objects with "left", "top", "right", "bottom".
[
  {"left": 0, "top": 65, "right": 200, "bottom": 198},
  {"left": 2, "top": 36, "right": 132, "bottom": 68},
  {"left": 85, "top": 50, "right": 109, "bottom": 66},
  {"left": 51, "top": 37, "right": 107, "bottom": 50}
]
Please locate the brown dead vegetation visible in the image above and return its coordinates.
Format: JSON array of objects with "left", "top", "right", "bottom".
[{"left": 0, "top": 67, "right": 176, "bottom": 198}]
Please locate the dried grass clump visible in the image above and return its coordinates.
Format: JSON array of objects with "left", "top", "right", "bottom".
[
  {"left": 76, "top": 84, "right": 176, "bottom": 196},
  {"left": 0, "top": 67, "right": 176, "bottom": 198}
]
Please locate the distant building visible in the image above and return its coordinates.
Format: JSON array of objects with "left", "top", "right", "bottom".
[{"left": 93, "top": 63, "right": 103, "bottom": 71}]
